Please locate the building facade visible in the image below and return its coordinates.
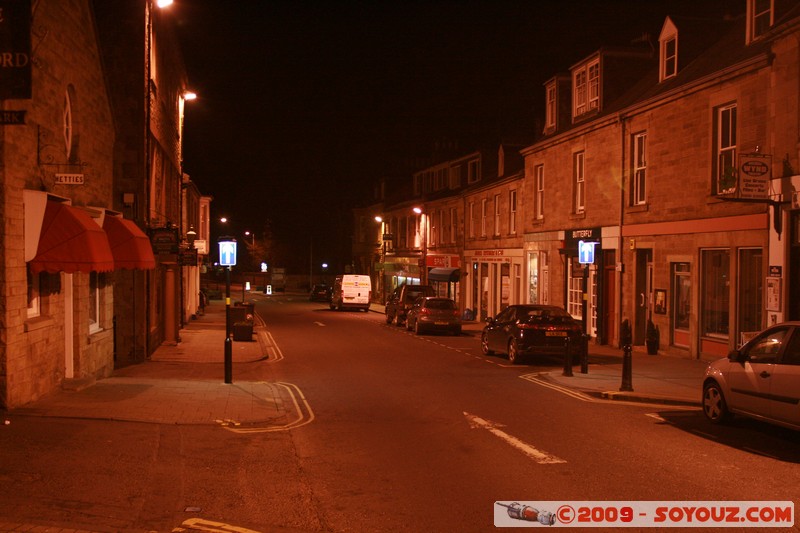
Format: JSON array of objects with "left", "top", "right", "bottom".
[{"left": 355, "top": 0, "right": 800, "bottom": 361}]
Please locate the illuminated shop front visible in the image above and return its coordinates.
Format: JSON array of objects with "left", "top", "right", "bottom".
[{"left": 464, "top": 248, "right": 523, "bottom": 321}]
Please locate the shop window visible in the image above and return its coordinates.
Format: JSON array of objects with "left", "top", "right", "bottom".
[
  {"left": 738, "top": 248, "right": 763, "bottom": 336},
  {"left": 27, "top": 266, "right": 41, "bottom": 319},
  {"left": 701, "top": 249, "right": 730, "bottom": 338},
  {"left": 568, "top": 256, "right": 583, "bottom": 319}
]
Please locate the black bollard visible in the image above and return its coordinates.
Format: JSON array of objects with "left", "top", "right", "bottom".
[
  {"left": 620, "top": 344, "right": 633, "bottom": 391},
  {"left": 580, "top": 334, "right": 589, "bottom": 374},
  {"left": 562, "top": 336, "right": 573, "bottom": 377}
]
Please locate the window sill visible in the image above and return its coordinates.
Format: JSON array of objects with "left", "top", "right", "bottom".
[
  {"left": 25, "top": 315, "right": 55, "bottom": 332},
  {"left": 626, "top": 204, "right": 649, "bottom": 214},
  {"left": 570, "top": 212, "right": 587, "bottom": 221}
]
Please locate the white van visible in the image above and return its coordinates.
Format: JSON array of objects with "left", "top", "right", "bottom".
[{"left": 330, "top": 275, "right": 372, "bottom": 312}]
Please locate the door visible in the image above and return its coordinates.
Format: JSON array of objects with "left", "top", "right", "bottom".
[
  {"left": 602, "top": 251, "right": 616, "bottom": 345},
  {"left": 634, "top": 249, "right": 653, "bottom": 345}
]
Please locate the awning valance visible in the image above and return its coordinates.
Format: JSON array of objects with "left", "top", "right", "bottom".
[
  {"left": 103, "top": 215, "right": 156, "bottom": 270},
  {"left": 428, "top": 267, "right": 460, "bottom": 282},
  {"left": 29, "top": 201, "right": 115, "bottom": 274}
]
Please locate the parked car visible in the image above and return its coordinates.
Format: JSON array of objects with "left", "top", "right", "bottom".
[
  {"left": 405, "top": 297, "right": 461, "bottom": 336},
  {"left": 330, "top": 275, "right": 372, "bottom": 311},
  {"left": 309, "top": 283, "right": 332, "bottom": 302},
  {"left": 702, "top": 322, "right": 800, "bottom": 431},
  {"left": 480, "top": 305, "right": 586, "bottom": 364},
  {"left": 385, "top": 284, "right": 435, "bottom": 326}
]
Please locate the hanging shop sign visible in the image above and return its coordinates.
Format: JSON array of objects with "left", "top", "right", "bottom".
[{"left": 737, "top": 153, "right": 771, "bottom": 200}]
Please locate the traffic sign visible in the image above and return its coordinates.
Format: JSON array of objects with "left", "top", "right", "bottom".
[
  {"left": 218, "top": 238, "right": 237, "bottom": 266},
  {"left": 578, "top": 240, "right": 597, "bottom": 264}
]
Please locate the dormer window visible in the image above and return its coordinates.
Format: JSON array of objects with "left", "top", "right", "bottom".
[
  {"left": 747, "top": 0, "right": 773, "bottom": 43},
  {"left": 545, "top": 81, "right": 556, "bottom": 130},
  {"left": 659, "top": 17, "right": 678, "bottom": 82},
  {"left": 573, "top": 58, "right": 599, "bottom": 118}
]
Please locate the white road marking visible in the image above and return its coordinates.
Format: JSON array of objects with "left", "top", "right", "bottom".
[
  {"left": 174, "top": 517, "right": 261, "bottom": 532},
  {"left": 313, "top": 321, "right": 326, "bottom": 326},
  {"left": 463, "top": 411, "right": 566, "bottom": 464}
]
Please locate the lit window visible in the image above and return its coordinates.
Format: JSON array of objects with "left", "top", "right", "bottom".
[
  {"left": 534, "top": 164, "right": 544, "bottom": 220},
  {"left": 509, "top": 190, "right": 517, "bottom": 235},
  {"left": 450, "top": 207, "right": 457, "bottom": 243},
  {"left": 573, "top": 152, "right": 585, "bottom": 213},
  {"left": 633, "top": 132, "right": 647, "bottom": 205},
  {"left": 715, "top": 103, "right": 737, "bottom": 195}
]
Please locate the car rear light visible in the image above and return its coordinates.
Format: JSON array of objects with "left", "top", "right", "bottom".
[
  {"left": 420, "top": 308, "right": 431, "bottom": 315},
  {"left": 453, "top": 309, "right": 460, "bottom": 318}
]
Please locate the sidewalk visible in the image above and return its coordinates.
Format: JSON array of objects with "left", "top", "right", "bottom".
[
  {"left": 6, "top": 297, "right": 712, "bottom": 426},
  {"left": 8, "top": 299, "right": 293, "bottom": 426}
]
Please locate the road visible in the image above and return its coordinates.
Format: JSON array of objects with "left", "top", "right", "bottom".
[{"left": 1, "top": 293, "right": 798, "bottom": 532}]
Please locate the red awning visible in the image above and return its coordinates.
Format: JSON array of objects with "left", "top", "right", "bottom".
[
  {"left": 29, "top": 201, "right": 115, "bottom": 274},
  {"left": 102, "top": 215, "right": 156, "bottom": 270}
]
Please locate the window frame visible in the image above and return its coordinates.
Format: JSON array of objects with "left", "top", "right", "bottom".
[
  {"left": 714, "top": 103, "right": 737, "bottom": 195},
  {"left": 509, "top": 189, "right": 517, "bottom": 235},
  {"left": 573, "top": 58, "right": 600, "bottom": 118},
  {"left": 661, "top": 35, "right": 677, "bottom": 80},
  {"left": 573, "top": 151, "right": 585, "bottom": 214},
  {"left": 493, "top": 194, "right": 501, "bottom": 236},
  {"left": 534, "top": 164, "right": 544, "bottom": 220},
  {"left": 545, "top": 81, "right": 556, "bottom": 129},
  {"left": 633, "top": 132, "right": 647, "bottom": 205},
  {"left": 748, "top": 0, "right": 773, "bottom": 42},
  {"left": 89, "top": 271, "right": 102, "bottom": 334},
  {"left": 481, "top": 198, "right": 488, "bottom": 237}
]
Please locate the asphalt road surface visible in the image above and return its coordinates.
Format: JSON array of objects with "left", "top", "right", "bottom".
[{"left": 1, "top": 292, "right": 798, "bottom": 532}]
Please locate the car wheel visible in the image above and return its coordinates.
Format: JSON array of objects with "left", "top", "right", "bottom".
[
  {"left": 508, "top": 339, "right": 521, "bottom": 364},
  {"left": 414, "top": 320, "right": 422, "bottom": 335},
  {"left": 702, "top": 382, "right": 731, "bottom": 424},
  {"left": 453, "top": 327, "right": 461, "bottom": 336},
  {"left": 480, "top": 332, "right": 494, "bottom": 355},
  {"left": 385, "top": 313, "right": 393, "bottom": 324}
]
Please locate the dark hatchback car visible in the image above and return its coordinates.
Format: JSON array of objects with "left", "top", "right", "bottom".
[
  {"left": 309, "top": 284, "right": 332, "bottom": 302},
  {"left": 481, "top": 305, "right": 586, "bottom": 364},
  {"left": 405, "top": 297, "right": 461, "bottom": 336}
]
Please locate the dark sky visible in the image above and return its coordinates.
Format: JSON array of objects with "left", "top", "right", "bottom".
[{"left": 173, "top": 0, "right": 740, "bottom": 271}]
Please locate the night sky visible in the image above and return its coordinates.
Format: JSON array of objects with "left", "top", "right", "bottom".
[{"left": 173, "top": 0, "right": 741, "bottom": 272}]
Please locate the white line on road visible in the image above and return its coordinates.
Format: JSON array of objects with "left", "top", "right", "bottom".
[
  {"left": 313, "top": 321, "right": 326, "bottom": 326},
  {"left": 263, "top": 331, "right": 284, "bottom": 362},
  {"left": 463, "top": 411, "right": 566, "bottom": 464},
  {"left": 225, "top": 382, "right": 315, "bottom": 434}
]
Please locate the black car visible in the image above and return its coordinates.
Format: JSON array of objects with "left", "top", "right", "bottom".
[
  {"left": 309, "top": 284, "right": 332, "bottom": 302},
  {"left": 481, "top": 305, "right": 586, "bottom": 364}
]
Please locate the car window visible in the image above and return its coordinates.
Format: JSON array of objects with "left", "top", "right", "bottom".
[
  {"left": 779, "top": 328, "right": 800, "bottom": 365},
  {"left": 495, "top": 307, "right": 515, "bottom": 322},
  {"left": 745, "top": 327, "right": 789, "bottom": 363},
  {"left": 427, "top": 299, "right": 455, "bottom": 310}
]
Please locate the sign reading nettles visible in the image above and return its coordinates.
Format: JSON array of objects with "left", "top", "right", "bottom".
[{"left": 0, "top": 0, "right": 32, "bottom": 100}]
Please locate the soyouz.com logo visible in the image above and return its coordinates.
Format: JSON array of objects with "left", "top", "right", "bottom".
[{"left": 494, "top": 501, "right": 794, "bottom": 527}]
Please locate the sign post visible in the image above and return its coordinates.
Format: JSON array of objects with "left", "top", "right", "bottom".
[{"left": 218, "top": 237, "right": 237, "bottom": 384}]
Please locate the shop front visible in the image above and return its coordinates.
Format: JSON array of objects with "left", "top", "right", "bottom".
[{"left": 465, "top": 248, "right": 524, "bottom": 321}]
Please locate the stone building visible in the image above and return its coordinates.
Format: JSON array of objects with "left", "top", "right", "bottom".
[{"left": 1, "top": 0, "right": 121, "bottom": 407}]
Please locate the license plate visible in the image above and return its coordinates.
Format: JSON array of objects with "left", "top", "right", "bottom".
[
  {"left": 545, "top": 331, "right": 568, "bottom": 337},
  {"left": 434, "top": 321, "right": 448, "bottom": 325}
]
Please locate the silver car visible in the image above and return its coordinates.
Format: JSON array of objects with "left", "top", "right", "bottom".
[
  {"left": 702, "top": 322, "right": 800, "bottom": 431},
  {"left": 405, "top": 297, "right": 461, "bottom": 336}
]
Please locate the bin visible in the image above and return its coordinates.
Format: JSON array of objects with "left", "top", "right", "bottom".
[{"left": 233, "top": 322, "right": 253, "bottom": 341}]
